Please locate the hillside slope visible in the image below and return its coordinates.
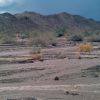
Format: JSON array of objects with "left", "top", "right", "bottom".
[{"left": 0, "top": 11, "right": 100, "bottom": 34}]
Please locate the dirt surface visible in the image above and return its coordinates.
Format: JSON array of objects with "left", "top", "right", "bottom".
[{"left": 0, "top": 45, "right": 100, "bottom": 100}]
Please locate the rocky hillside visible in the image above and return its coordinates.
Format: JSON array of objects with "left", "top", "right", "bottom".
[{"left": 0, "top": 11, "right": 100, "bottom": 34}]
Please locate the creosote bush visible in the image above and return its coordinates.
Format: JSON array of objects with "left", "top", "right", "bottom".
[
  {"left": 31, "top": 32, "right": 56, "bottom": 47},
  {"left": 88, "top": 34, "right": 100, "bottom": 42},
  {"left": 69, "top": 34, "right": 83, "bottom": 42}
]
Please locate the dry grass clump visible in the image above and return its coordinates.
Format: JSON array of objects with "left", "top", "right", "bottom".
[
  {"left": 79, "top": 43, "right": 93, "bottom": 53},
  {"left": 31, "top": 53, "right": 42, "bottom": 61}
]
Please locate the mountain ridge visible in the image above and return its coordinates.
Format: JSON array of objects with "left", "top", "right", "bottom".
[{"left": 0, "top": 11, "right": 100, "bottom": 34}]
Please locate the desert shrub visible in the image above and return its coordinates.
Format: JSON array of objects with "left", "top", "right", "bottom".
[
  {"left": 33, "top": 37, "right": 51, "bottom": 47},
  {"left": 55, "top": 28, "right": 67, "bottom": 37},
  {"left": 70, "top": 34, "right": 83, "bottom": 42},
  {"left": 79, "top": 43, "right": 93, "bottom": 53},
  {"left": 83, "top": 31, "right": 91, "bottom": 37},
  {"left": 0, "top": 35, "right": 15, "bottom": 44},
  {"left": 31, "top": 53, "right": 42, "bottom": 61},
  {"left": 31, "top": 33, "right": 56, "bottom": 47},
  {"left": 32, "top": 45, "right": 42, "bottom": 53},
  {"left": 88, "top": 34, "right": 100, "bottom": 42}
]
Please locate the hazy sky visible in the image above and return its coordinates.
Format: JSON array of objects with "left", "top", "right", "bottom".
[{"left": 0, "top": 0, "right": 100, "bottom": 21}]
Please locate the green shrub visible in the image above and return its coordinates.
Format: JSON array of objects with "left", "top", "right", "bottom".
[
  {"left": 69, "top": 34, "right": 83, "bottom": 42},
  {"left": 88, "top": 34, "right": 100, "bottom": 42},
  {"left": 32, "top": 45, "right": 41, "bottom": 53},
  {"left": 0, "top": 35, "right": 15, "bottom": 44},
  {"left": 55, "top": 28, "right": 67, "bottom": 37}
]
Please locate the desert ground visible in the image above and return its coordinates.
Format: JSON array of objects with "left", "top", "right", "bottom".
[{"left": 0, "top": 42, "right": 100, "bottom": 100}]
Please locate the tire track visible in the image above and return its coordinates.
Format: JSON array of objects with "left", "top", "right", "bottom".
[{"left": 0, "top": 84, "right": 100, "bottom": 93}]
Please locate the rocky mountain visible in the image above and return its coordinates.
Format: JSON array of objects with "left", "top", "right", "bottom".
[{"left": 0, "top": 11, "right": 100, "bottom": 34}]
